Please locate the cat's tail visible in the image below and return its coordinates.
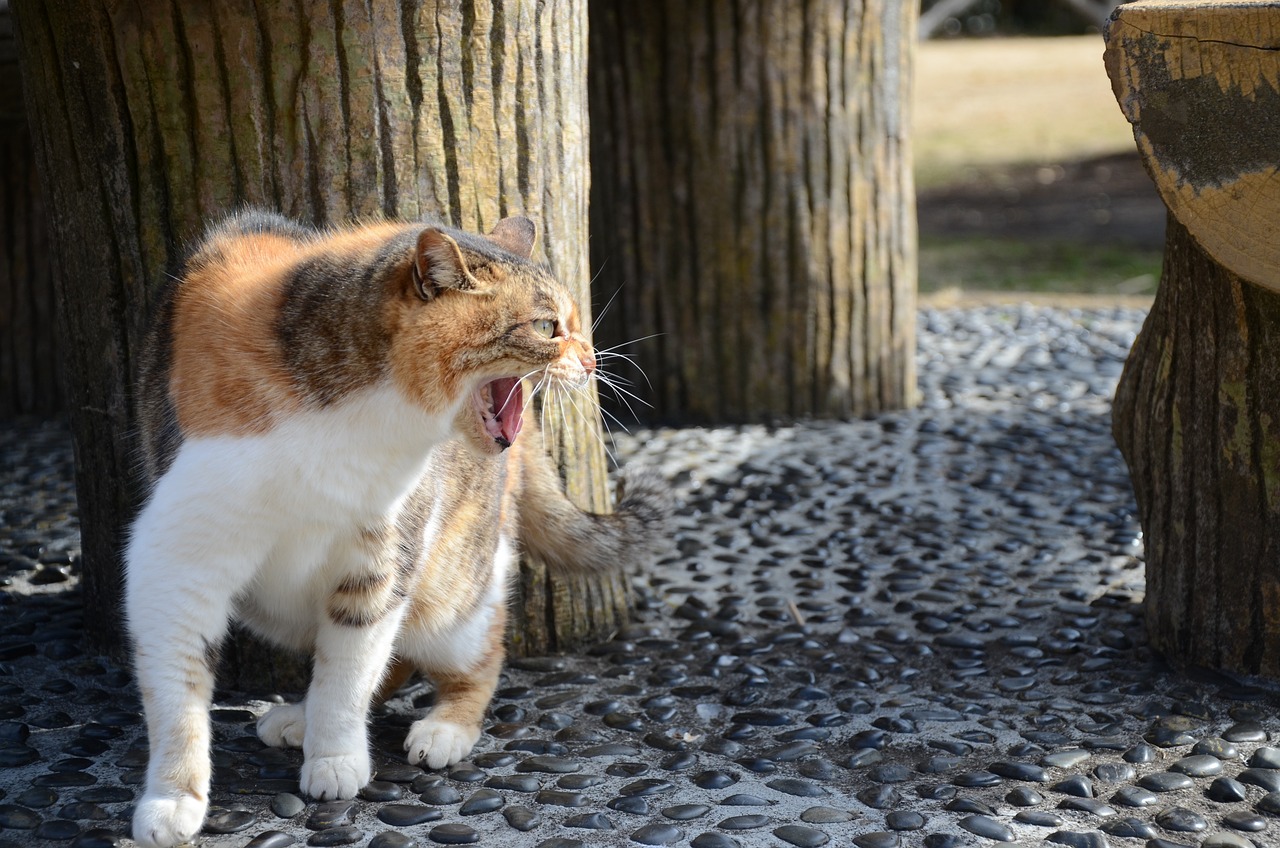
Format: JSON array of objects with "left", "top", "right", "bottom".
[{"left": 516, "top": 445, "right": 672, "bottom": 574}]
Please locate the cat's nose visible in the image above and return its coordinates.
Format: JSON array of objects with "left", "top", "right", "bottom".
[{"left": 580, "top": 351, "right": 596, "bottom": 374}]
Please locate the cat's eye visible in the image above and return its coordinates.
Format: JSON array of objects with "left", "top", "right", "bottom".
[{"left": 533, "top": 318, "right": 557, "bottom": 338}]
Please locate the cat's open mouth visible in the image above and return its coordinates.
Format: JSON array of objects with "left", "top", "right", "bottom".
[{"left": 476, "top": 377, "right": 524, "bottom": 449}]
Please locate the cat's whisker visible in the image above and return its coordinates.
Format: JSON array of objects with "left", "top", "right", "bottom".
[
  {"left": 592, "top": 333, "right": 665, "bottom": 355},
  {"left": 563, "top": 387, "right": 618, "bottom": 467},
  {"left": 594, "top": 373, "right": 653, "bottom": 412},
  {"left": 590, "top": 280, "right": 623, "bottom": 335}
]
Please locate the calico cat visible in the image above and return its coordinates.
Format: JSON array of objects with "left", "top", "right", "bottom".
[{"left": 125, "top": 210, "right": 665, "bottom": 848}]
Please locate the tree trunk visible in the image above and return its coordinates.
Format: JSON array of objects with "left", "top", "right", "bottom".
[
  {"left": 0, "top": 3, "right": 59, "bottom": 418},
  {"left": 1106, "top": 1, "right": 1280, "bottom": 676},
  {"left": 13, "top": 0, "right": 622, "bottom": 688},
  {"left": 588, "top": 0, "right": 918, "bottom": 424},
  {"left": 1112, "top": 217, "right": 1280, "bottom": 676}
]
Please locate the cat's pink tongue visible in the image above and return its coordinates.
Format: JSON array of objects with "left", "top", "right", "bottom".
[{"left": 491, "top": 377, "right": 524, "bottom": 446}]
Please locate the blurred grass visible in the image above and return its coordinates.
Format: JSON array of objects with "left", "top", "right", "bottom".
[
  {"left": 914, "top": 36, "right": 1158, "bottom": 297},
  {"left": 919, "top": 236, "right": 1161, "bottom": 296}
]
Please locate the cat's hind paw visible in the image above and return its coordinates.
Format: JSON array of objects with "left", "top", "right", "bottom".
[
  {"left": 404, "top": 718, "right": 480, "bottom": 770},
  {"left": 132, "top": 792, "right": 207, "bottom": 848},
  {"left": 257, "top": 702, "right": 306, "bottom": 748},
  {"left": 300, "top": 752, "right": 370, "bottom": 801}
]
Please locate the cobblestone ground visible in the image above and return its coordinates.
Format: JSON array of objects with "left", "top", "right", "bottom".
[{"left": 3, "top": 305, "right": 1280, "bottom": 848}]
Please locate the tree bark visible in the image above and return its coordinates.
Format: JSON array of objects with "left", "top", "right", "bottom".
[
  {"left": 13, "top": 0, "right": 622, "bottom": 686},
  {"left": 588, "top": 0, "right": 918, "bottom": 424},
  {"left": 0, "top": 2, "right": 59, "bottom": 418},
  {"left": 1106, "top": 1, "right": 1280, "bottom": 676},
  {"left": 1112, "top": 217, "right": 1280, "bottom": 676}
]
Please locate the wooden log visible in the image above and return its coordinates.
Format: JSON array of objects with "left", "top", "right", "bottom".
[
  {"left": 1106, "top": 1, "right": 1280, "bottom": 676},
  {"left": 13, "top": 0, "right": 622, "bottom": 687},
  {"left": 0, "top": 2, "right": 59, "bottom": 418},
  {"left": 588, "top": 0, "right": 918, "bottom": 424},
  {"left": 1104, "top": 0, "right": 1280, "bottom": 292}
]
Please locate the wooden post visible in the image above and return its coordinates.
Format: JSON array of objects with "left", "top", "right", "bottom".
[
  {"left": 1106, "top": 1, "right": 1280, "bottom": 676},
  {"left": 13, "top": 0, "right": 623, "bottom": 683},
  {"left": 0, "top": 2, "right": 59, "bottom": 418},
  {"left": 588, "top": 0, "right": 918, "bottom": 423}
]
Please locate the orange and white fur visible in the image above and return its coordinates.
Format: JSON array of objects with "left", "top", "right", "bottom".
[{"left": 125, "top": 210, "right": 665, "bottom": 848}]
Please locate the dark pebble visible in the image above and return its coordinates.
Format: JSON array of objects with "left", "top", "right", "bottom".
[
  {"left": 427, "top": 824, "right": 479, "bottom": 844},
  {"left": 34, "top": 772, "right": 96, "bottom": 787},
  {"left": 989, "top": 761, "right": 1049, "bottom": 782},
  {"left": 244, "top": 831, "right": 297, "bottom": 848},
  {"left": 15, "top": 787, "right": 58, "bottom": 808},
  {"left": 1122, "top": 743, "right": 1157, "bottom": 764},
  {"left": 1058, "top": 798, "right": 1115, "bottom": 816},
  {"left": 516, "top": 756, "right": 582, "bottom": 774},
  {"left": 719, "top": 814, "right": 770, "bottom": 829},
  {"left": 773, "top": 825, "right": 829, "bottom": 847},
  {"left": 1155, "top": 807, "right": 1207, "bottom": 832},
  {"left": 608, "top": 796, "right": 650, "bottom": 815},
  {"left": 418, "top": 785, "right": 463, "bottom": 805},
  {"left": 620, "top": 779, "right": 674, "bottom": 797},
  {"left": 1240, "top": 768, "right": 1280, "bottom": 792},
  {"left": 535, "top": 790, "right": 588, "bottom": 807},
  {"left": 852, "top": 834, "right": 899, "bottom": 848},
  {"left": 1015, "top": 811, "right": 1063, "bottom": 827},
  {"left": 307, "top": 826, "right": 364, "bottom": 847},
  {"left": 535, "top": 840, "right": 583, "bottom": 848},
  {"left": 203, "top": 808, "right": 256, "bottom": 834},
  {"left": 1193, "top": 738, "right": 1239, "bottom": 760},
  {"left": 563, "top": 812, "right": 613, "bottom": 829},
  {"left": 458, "top": 788, "right": 503, "bottom": 815},
  {"left": 884, "top": 811, "right": 924, "bottom": 830},
  {"left": 856, "top": 785, "right": 900, "bottom": 809},
  {"left": 1257, "top": 792, "right": 1280, "bottom": 815},
  {"left": 958, "top": 815, "right": 1014, "bottom": 841},
  {"left": 1101, "top": 816, "right": 1157, "bottom": 838},
  {"left": 1110, "top": 785, "right": 1158, "bottom": 807},
  {"left": 376, "top": 764, "right": 425, "bottom": 783},
  {"left": 358, "top": 781, "right": 404, "bottom": 802},
  {"left": 486, "top": 774, "right": 540, "bottom": 793},
  {"left": 662, "top": 804, "right": 709, "bottom": 820},
  {"left": 1223, "top": 722, "right": 1268, "bottom": 743},
  {"left": 1250, "top": 746, "right": 1280, "bottom": 768},
  {"left": 1138, "top": 772, "right": 1195, "bottom": 792},
  {"left": 1223, "top": 810, "right": 1266, "bottom": 832},
  {"left": 1006, "top": 787, "right": 1044, "bottom": 806},
  {"left": 0, "top": 806, "right": 41, "bottom": 828},
  {"left": 557, "top": 774, "right": 605, "bottom": 790},
  {"left": 766, "top": 778, "right": 826, "bottom": 798},
  {"left": 502, "top": 806, "right": 541, "bottom": 831},
  {"left": 271, "top": 793, "right": 306, "bottom": 818},
  {"left": 800, "top": 808, "right": 853, "bottom": 824},
  {"left": 34, "top": 820, "right": 81, "bottom": 840},
  {"left": 720, "top": 794, "right": 771, "bottom": 806},
  {"left": 694, "top": 770, "right": 737, "bottom": 789},
  {"left": 377, "top": 805, "right": 442, "bottom": 827},
  {"left": 1208, "top": 777, "right": 1249, "bottom": 803},
  {"left": 690, "top": 835, "right": 740, "bottom": 848},
  {"left": 1091, "top": 763, "right": 1134, "bottom": 783},
  {"left": 631, "top": 823, "right": 684, "bottom": 845},
  {"left": 306, "top": 800, "right": 355, "bottom": 830},
  {"left": 1051, "top": 775, "right": 1094, "bottom": 798},
  {"left": 1045, "top": 833, "right": 1110, "bottom": 848},
  {"left": 946, "top": 798, "right": 995, "bottom": 816},
  {"left": 368, "top": 833, "right": 418, "bottom": 848},
  {"left": 1170, "top": 754, "right": 1222, "bottom": 777},
  {"left": 68, "top": 829, "right": 123, "bottom": 848}
]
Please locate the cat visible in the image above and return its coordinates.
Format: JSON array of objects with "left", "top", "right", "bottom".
[{"left": 125, "top": 209, "right": 666, "bottom": 848}]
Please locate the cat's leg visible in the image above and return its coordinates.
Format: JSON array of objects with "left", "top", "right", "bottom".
[
  {"left": 257, "top": 701, "right": 307, "bottom": 748},
  {"left": 401, "top": 596, "right": 507, "bottom": 769},
  {"left": 298, "top": 556, "right": 409, "bottom": 801},
  {"left": 126, "top": 497, "right": 262, "bottom": 848}
]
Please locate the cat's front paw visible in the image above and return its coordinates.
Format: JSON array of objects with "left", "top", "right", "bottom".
[
  {"left": 132, "top": 792, "right": 207, "bottom": 848},
  {"left": 257, "top": 702, "right": 306, "bottom": 748},
  {"left": 404, "top": 718, "right": 480, "bottom": 770},
  {"left": 300, "top": 752, "right": 370, "bottom": 801}
]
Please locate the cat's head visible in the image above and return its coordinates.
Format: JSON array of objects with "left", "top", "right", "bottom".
[{"left": 388, "top": 217, "right": 595, "bottom": 456}]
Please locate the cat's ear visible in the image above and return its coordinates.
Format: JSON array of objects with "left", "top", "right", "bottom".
[
  {"left": 414, "top": 228, "right": 480, "bottom": 299},
  {"left": 488, "top": 216, "right": 537, "bottom": 260}
]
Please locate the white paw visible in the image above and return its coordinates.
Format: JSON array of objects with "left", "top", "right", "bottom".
[
  {"left": 300, "top": 752, "right": 371, "bottom": 801},
  {"left": 404, "top": 718, "right": 479, "bottom": 770},
  {"left": 257, "top": 702, "right": 306, "bottom": 748},
  {"left": 132, "top": 792, "right": 207, "bottom": 848}
]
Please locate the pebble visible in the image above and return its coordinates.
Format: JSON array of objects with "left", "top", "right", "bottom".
[
  {"left": 244, "top": 832, "right": 297, "bottom": 848},
  {"left": 773, "top": 825, "right": 829, "bottom": 847},
  {"left": 1202, "top": 832, "right": 1257, "bottom": 848},
  {"left": 852, "top": 834, "right": 900, "bottom": 848},
  {"left": 690, "top": 834, "right": 741, "bottom": 848},
  {"left": 719, "top": 814, "right": 770, "bottom": 829},
  {"left": 368, "top": 834, "right": 417, "bottom": 848},
  {"left": 307, "top": 826, "right": 364, "bottom": 847},
  {"left": 801, "top": 807, "right": 854, "bottom": 824},
  {"left": 1045, "top": 833, "right": 1109, "bottom": 848},
  {"left": 1100, "top": 817, "right": 1156, "bottom": 838},
  {"left": 376, "top": 805, "right": 442, "bottom": 827},
  {"left": 1154, "top": 807, "right": 1208, "bottom": 832},
  {"left": 884, "top": 811, "right": 924, "bottom": 830},
  {"left": 1138, "top": 772, "right": 1195, "bottom": 793},
  {"left": 631, "top": 823, "right": 684, "bottom": 845},
  {"left": 502, "top": 807, "right": 540, "bottom": 831},
  {"left": 426, "top": 823, "right": 479, "bottom": 844},
  {"left": 1015, "top": 810, "right": 1063, "bottom": 827},
  {"left": 958, "top": 815, "right": 1015, "bottom": 841},
  {"left": 1222, "top": 810, "right": 1266, "bottom": 831},
  {"left": 203, "top": 808, "right": 256, "bottom": 834}
]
